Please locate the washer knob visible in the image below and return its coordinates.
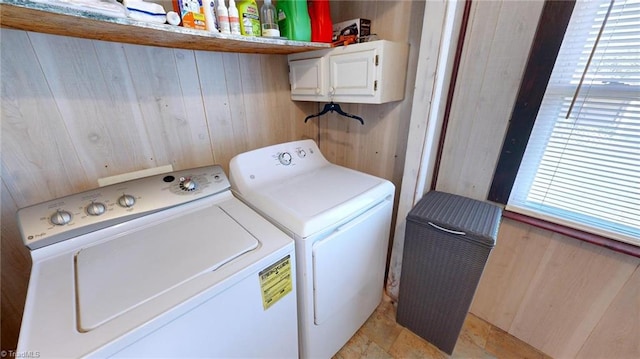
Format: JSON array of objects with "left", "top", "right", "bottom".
[
  {"left": 118, "top": 194, "right": 136, "bottom": 208},
  {"left": 278, "top": 152, "right": 292, "bottom": 165},
  {"left": 180, "top": 177, "right": 197, "bottom": 191},
  {"left": 297, "top": 149, "right": 307, "bottom": 158},
  {"left": 86, "top": 202, "right": 106, "bottom": 216},
  {"left": 51, "top": 210, "right": 72, "bottom": 226}
]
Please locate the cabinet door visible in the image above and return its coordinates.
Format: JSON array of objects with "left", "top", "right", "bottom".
[
  {"left": 328, "top": 48, "right": 377, "bottom": 98},
  {"left": 289, "top": 57, "right": 329, "bottom": 100}
]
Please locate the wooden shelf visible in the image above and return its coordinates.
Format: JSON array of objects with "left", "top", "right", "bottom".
[{"left": 0, "top": 0, "right": 331, "bottom": 54}]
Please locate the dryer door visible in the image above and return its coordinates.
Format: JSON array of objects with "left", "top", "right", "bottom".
[{"left": 311, "top": 199, "right": 392, "bottom": 325}]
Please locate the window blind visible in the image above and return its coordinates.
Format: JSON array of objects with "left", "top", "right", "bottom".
[{"left": 507, "top": 0, "right": 640, "bottom": 245}]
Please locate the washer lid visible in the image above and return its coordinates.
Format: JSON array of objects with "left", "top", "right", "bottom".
[
  {"left": 244, "top": 165, "right": 393, "bottom": 237},
  {"left": 75, "top": 205, "right": 258, "bottom": 331}
]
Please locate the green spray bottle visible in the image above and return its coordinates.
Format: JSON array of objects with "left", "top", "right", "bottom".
[
  {"left": 237, "top": 0, "right": 261, "bottom": 36},
  {"left": 275, "top": 0, "right": 311, "bottom": 41}
]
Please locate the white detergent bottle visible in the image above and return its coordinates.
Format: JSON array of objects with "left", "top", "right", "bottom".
[
  {"left": 217, "top": 0, "right": 231, "bottom": 34},
  {"left": 228, "top": 0, "right": 241, "bottom": 35},
  {"left": 204, "top": 0, "right": 219, "bottom": 32}
]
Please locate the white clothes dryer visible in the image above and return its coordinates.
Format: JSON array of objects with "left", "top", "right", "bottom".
[
  {"left": 16, "top": 165, "right": 298, "bottom": 358},
  {"left": 229, "top": 139, "right": 395, "bottom": 359}
]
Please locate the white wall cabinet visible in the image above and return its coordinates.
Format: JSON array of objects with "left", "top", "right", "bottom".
[{"left": 288, "top": 40, "right": 409, "bottom": 104}]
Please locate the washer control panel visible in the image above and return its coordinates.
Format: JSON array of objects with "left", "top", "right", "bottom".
[{"left": 17, "top": 165, "right": 229, "bottom": 250}]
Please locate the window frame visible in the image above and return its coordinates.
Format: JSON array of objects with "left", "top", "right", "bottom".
[{"left": 488, "top": 0, "right": 640, "bottom": 258}]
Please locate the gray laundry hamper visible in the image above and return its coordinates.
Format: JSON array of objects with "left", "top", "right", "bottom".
[{"left": 396, "top": 191, "right": 502, "bottom": 355}]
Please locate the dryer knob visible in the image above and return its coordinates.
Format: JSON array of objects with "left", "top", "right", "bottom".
[
  {"left": 278, "top": 152, "right": 293, "bottom": 165},
  {"left": 118, "top": 194, "right": 136, "bottom": 208},
  {"left": 51, "top": 210, "right": 72, "bottom": 226}
]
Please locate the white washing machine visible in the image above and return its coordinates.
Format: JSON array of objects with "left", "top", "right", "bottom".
[
  {"left": 16, "top": 165, "right": 298, "bottom": 358},
  {"left": 229, "top": 139, "right": 395, "bottom": 359}
]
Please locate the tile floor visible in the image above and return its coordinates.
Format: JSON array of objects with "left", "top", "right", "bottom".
[{"left": 333, "top": 295, "right": 552, "bottom": 359}]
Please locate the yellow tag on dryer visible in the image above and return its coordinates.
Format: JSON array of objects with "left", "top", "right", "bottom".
[{"left": 259, "top": 255, "right": 293, "bottom": 310}]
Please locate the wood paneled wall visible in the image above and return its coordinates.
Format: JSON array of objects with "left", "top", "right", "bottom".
[
  {"left": 0, "top": 1, "right": 424, "bottom": 350},
  {"left": 471, "top": 219, "right": 640, "bottom": 358},
  {"left": 431, "top": 1, "right": 640, "bottom": 358}
]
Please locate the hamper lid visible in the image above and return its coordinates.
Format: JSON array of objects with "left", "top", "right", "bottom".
[{"left": 407, "top": 191, "right": 502, "bottom": 246}]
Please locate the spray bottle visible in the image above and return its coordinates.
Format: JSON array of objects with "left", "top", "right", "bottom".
[
  {"left": 260, "top": 0, "right": 280, "bottom": 37},
  {"left": 238, "top": 0, "right": 261, "bottom": 37}
]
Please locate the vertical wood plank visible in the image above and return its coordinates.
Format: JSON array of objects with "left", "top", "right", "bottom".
[
  {"left": 172, "top": 47, "right": 215, "bottom": 166},
  {"left": 330, "top": 0, "right": 378, "bottom": 30},
  {"left": 237, "top": 53, "right": 315, "bottom": 149},
  {"left": 1, "top": 30, "right": 87, "bottom": 205},
  {"left": 470, "top": 219, "right": 552, "bottom": 330},
  {"left": 238, "top": 54, "right": 270, "bottom": 147},
  {"left": 197, "top": 50, "right": 238, "bottom": 170},
  {"left": 259, "top": 54, "right": 315, "bottom": 144},
  {"left": 123, "top": 44, "right": 214, "bottom": 170},
  {"left": 576, "top": 265, "right": 640, "bottom": 359},
  {"left": 436, "top": 0, "right": 502, "bottom": 198},
  {"left": 92, "top": 40, "right": 156, "bottom": 172},
  {"left": 221, "top": 52, "right": 251, "bottom": 153},
  {"left": 0, "top": 181, "right": 32, "bottom": 351},
  {"left": 369, "top": 0, "right": 411, "bottom": 41},
  {"left": 258, "top": 54, "right": 286, "bottom": 142},
  {"left": 436, "top": 0, "right": 544, "bottom": 200},
  {"left": 29, "top": 34, "right": 152, "bottom": 180}
]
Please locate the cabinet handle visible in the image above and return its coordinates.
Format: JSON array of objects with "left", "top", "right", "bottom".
[
  {"left": 329, "top": 87, "right": 335, "bottom": 95},
  {"left": 315, "top": 88, "right": 321, "bottom": 94}
]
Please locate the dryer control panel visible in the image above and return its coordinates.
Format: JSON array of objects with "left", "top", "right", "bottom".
[
  {"left": 230, "top": 139, "right": 331, "bottom": 191},
  {"left": 17, "top": 165, "right": 229, "bottom": 250}
]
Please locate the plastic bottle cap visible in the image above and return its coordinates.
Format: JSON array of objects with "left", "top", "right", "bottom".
[{"left": 166, "top": 11, "right": 181, "bottom": 26}]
